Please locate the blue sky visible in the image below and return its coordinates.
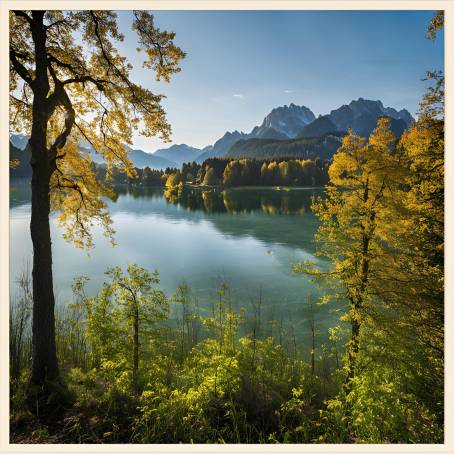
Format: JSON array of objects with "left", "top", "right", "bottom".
[{"left": 115, "top": 10, "right": 444, "bottom": 152}]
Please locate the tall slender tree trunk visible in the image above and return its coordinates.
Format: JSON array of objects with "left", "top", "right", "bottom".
[
  {"left": 29, "top": 122, "right": 59, "bottom": 386},
  {"left": 344, "top": 182, "right": 373, "bottom": 396},
  {"left": 344, "top": 315, "right": 360, "bottom": 396},
  {"left": 28, "top": 11, "right": 60, "bottom": 388},
  {"left": 132, "top": 304, "right": 139, "bottom": 395},
  {"left": 310, "top": 318, "right": 316, "bottom": 376}
]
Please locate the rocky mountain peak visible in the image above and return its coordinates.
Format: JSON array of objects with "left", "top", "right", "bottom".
[{"left": 255, "top": 104, "right": 316, "bottom": 139}]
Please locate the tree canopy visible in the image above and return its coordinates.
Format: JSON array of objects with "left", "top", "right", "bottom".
[{"left": 10, "top": 10, "right": 185, "bottom": 248}]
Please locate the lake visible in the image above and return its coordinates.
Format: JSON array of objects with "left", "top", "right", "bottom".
[{"left": 10, "top": 181, "right": 342, "bottom": 350}]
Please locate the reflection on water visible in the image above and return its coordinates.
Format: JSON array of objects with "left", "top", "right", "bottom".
[
  {"left": 162, "top": 186, "right": 314, "bottom": 215},
  {"left": 10, "top": 181, "right": 340, "bottom": 350},
  {"left": 10, "top": 178, "right": 32, "bottom": 208}
]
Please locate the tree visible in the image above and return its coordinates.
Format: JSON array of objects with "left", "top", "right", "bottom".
[
  {"left": 166, "top": 170, "right": 183, "bottom": 189},
  {"left": 278, "top": 161, "right": 289, "bottom": 185},
  {"left": 362, "top": 12, "right": 445, "bottom": 420},
  {"left": 295, "top": 118, "right": 401, "bottom": 394},
  {"left": 222, "top": 161, "right": 241, "bottom": 187},
  {"left": 75, "top": 265, "right": 169, "bottom": 395},
  {"left": 267, "top": 162, "right": 280, "bottom": 186},
  {"left": 203, "top": 167, "right": 218, "bottom": 186},
  {"left": 172, "top": 283, "right": 199, "bottom": 361},
  {"left": 426, "top": 10, "right": 443, "bottom": 41},
  {"left": 377, "top": 32, "right": 444, "bottom": 417},
  {"left": 9, "top": 10, "right": 184, "bottom": 394},
  {"left": 306, "top": 297, "right": 317, "bottom": 376},
  {"left": 106, "top": 265, "right": 168, "bottom": 395}
]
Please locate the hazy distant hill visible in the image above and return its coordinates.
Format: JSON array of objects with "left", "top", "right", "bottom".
[
  {"left": 124, "top": 147, "right": 176, "bottom": 170},
  {"left": 154, "top": 144, "right": 202, "bottom": 166},
  {"left": 196, "top": 131, "right": 248, "bottom": 163},
  {"left": 298, "top": 115, "right": 338, "bottom": 138},
  {"left": 9, "top": 134, "right": 178, "bottom": 172},
  {"left": 79, "top": 145, "right": 178, "bottom": 170}
]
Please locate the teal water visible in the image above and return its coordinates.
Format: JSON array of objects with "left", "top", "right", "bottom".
[{"left": 10, "top": 181, "right": 341, "bottom": 349}]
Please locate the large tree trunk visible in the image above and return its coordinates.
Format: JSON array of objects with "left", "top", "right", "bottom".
[
  {"left": 344, "top": 184, "right": 373, "bottom": 396},
  {"left": 29, "top": 144, "right": 59, "bottom": 386},
  {"left": 28, "top": 11, "right": 60, "bottom": 388}
]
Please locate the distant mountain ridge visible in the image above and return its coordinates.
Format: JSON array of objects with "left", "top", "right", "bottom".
[
  {"left": 195, "top": 104, "right": 317, "bottom": 162},
  {"left": 10, "top": 136, "right": 179, "bottom": 171},
  {"left": 196, "top": 131, "right": 248, "bottom": 163},
  {"left": 298, "top": 116, "right": 338, "bottom": 139},
  {"left": 10, "top": 98, "right": 415, "bottom": 175},
  {"left": 325, "top": 98, "right": 413, "bottom": 137},
  {"left": 196, "top": 98, "right": 414, "bottom": 162},
  {"left": 10, "top": 141, "right": 31, "bottom": 178},
  {"left": 154, "top": 143, "right": 203, "bottom": 166}
]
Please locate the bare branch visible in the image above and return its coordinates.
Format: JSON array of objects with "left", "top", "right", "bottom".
[{"left": 61, "top": 75, "right": 108, "bottom": 91}]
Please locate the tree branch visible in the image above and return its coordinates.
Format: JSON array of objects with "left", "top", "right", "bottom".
[
  {"left": 46, "top": 63, "right": 76, "bottom": 165},
  {"left": 45, "top": 18, "right": 69, "bottom": 30},
  {"left": 61, "top": 75, "right": 108, "bottom": 91},
  {"left": 10, "top": 49, "right": 34, "bottom": 87},
  {"left": 12, "top": 10, "right": 33, "bottom": 25},
  {"left": 89, "top": 11, "right": 162, "bottom": 117}
]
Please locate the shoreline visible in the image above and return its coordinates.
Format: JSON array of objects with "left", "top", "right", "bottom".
[{"left": 178, "top": 183, "right": 326, "bottom": 191}]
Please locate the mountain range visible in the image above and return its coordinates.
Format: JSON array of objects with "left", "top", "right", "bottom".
[
  {"left": 78, "top": 144, "right": 178, "bottom": 170},
  {"left": 194, "top": 98, "right": 413, "bottom": 162},
  {"left": 10, "top": 98, "right": 414, "bottom": 175},
  {"left": 10, "top": 138, "right": 180, "bottom": 173}
]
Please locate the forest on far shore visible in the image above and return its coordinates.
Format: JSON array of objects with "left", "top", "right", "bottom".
[{"left": 91, "top": 156, "right": 330, "bottom": 189}]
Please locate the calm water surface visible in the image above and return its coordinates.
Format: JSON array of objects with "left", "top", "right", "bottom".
[{"left": 10, "top": 181, "right": 341, "bottom": 348}]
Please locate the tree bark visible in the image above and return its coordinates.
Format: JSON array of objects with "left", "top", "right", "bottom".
[
  {"left": 132, "top": 304, "right": 139, "bottom": 395},
  {"left": 309, "top": 299, "right": 316, "bottom": 376},
  {"left": 344, "top": 182, "right": 373, "bottom": 396},
  {"left": 30, "top": 150, "right": 59, "bottom": 385},
  {"left": 28, "top": 11, "right": 60, "bottom": 388},
  {"left": 310, "top": 319, "right": 315, "bottom": 376},
  {"left": 344, "top": 315, "right": 360, "bottom": 396}
]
